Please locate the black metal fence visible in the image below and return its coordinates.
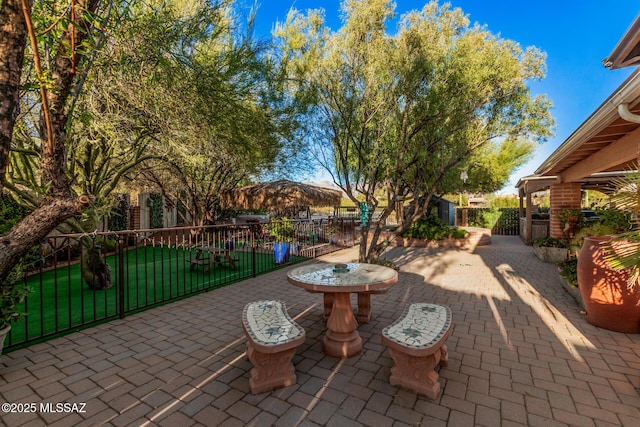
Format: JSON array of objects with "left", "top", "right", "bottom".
[
  {"left": 457, "top": 207, "right": 521, "bottom": 235},
  {"left": 4, "top": 219, "right": 357, "bottom": 353},
  {"left": 334, "top": 205, "right": 398, "bottom": 225}
]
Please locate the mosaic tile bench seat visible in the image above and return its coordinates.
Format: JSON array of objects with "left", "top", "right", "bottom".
[
  {"left": 242, "top": 300, "right": 306, "bottom": 394},
  {"left": 381, "top": 303, "right": 452, "bottom": 399}
]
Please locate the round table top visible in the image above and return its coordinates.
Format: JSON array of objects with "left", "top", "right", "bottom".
[{"left": 287, "top": 262, "right": 398, "bottom": 293}]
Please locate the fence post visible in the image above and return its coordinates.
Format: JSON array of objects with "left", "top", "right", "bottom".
[
  {"left": 118, "top": 235, "right": 126, "bottom": 319},
  {"left": 350, "top": 218, "right": 355, "bottom": 245},
  {"left": 252, "top": 245, "right": 257, "bottom": 277}
]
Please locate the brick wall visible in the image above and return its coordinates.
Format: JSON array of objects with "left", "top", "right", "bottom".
[
  {"left": 549, "top": 182, "right": 582, "bottom": 238},
  {"left": 131, "top": 206, "right": 141, "bottom": 230}
]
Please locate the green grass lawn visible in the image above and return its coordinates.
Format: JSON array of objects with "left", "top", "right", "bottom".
[{"left": 6, "top": 244, "right": 307, "bottom": 350}]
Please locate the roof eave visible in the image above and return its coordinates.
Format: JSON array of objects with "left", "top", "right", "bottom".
[
  {"left": 604, "top": 14, "right": 640, "bottom": 69},
  {"left": 534, "top": 68, "right": 640, "bottom": 176}
]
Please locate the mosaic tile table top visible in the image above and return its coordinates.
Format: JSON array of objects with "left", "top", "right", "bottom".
[
  {"left": 287, "top": 262, "right": 397, "bottom": 292},
  {"left": 243, "top": 300, "right": 304, "bottom": 346},
  {"left": 383, "top": 303, "right": 451, "bottom": 348}
]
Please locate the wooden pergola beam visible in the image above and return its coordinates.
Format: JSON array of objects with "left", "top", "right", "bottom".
[{"left": 559, "top": 126, "right": 640, "bottom": 183}]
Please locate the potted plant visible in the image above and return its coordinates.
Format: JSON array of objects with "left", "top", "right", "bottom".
[
  {"left": 532, "top": 236, "right": 569, "bottom": 263},
  {"left": 570, "top": 223, "right": 615, "bottom": 256},
  {"left": 577, "top": 235, "right": 640, "bottom": 333},
  {"left": 576, "top": 171, "right": 640, "bottom": 333},
  {"left": 557, "top": 208, "right": 584, "bottom": 240},
  {"left": 0, "top": 269, "right": 31, "bottom": 355},
  {"left": 270, "top": 218, "right": 296, "bottom": 264}
]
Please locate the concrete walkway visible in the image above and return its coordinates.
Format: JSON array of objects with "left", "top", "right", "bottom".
[{"left": 1, "top": 236, "right": 639, "bottom": 426}]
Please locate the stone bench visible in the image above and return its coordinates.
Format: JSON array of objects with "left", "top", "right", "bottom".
[
  {"left": 242, "top": 300, "right": 306, "bottom": 394},
  {"left": 381, "top": 303, "right": 452, "bottom": 399}
]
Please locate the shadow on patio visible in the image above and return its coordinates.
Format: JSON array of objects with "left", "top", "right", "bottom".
[{"left": 1, "top": 236, "right": 639, "bottom": 426}]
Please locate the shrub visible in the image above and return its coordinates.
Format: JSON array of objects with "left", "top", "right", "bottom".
[
  {"left": 532, "top": 236, "right": 568, "bottom": 248},
  {"left": 1, "top": 261, "right": 32, "bottom": 329},
  {"left": 596, "top": 208, "right": 631, "bottom": 233},
  {"left": 571, "top": 223, "right": 616, "bottom": 251},
  {"left": 0, "top": 195, "right": 29, "bottom": 235},
  {"left": 401, "top": 216, "right": 467, "bottom": 240},
  {"left": 96, "top": 237, "right": 117, "bottom": 253},
  {"left": 270, "top": 218, "right": 296, "bottom": 242},
  {"left": 148, "top": 193, "right": 164, "bottom": 229},
  {"left": 557, "top": 208, "right": 584, "bottom": 239},
  {"left": 108, "top": 194, "right": 130, "bottom": 231},
  {"left": 559, "top": 258, "right": 578, "bottom": 287}
]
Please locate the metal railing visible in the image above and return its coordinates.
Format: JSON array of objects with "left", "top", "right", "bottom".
[
  {"left": 4, "top": 219, "right": 357, "bottom": 353},
  {"left": 457, "top": 207, "right": 521, "bottom": 235},
  {"left": 334, "top": 205, "right": 398, "bottom": 225}
]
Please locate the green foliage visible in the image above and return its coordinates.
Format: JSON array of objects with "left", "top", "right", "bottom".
[
  {"left": 108, "top": 194, "right": 130, "bottom": 231},
  {"left": 0, "top": 265, "right": 31, "bottom": 328},
  {"left": 559, "top": 258, "right": 578, "bottom": 288},
  {"left": 584, "top": 190, "right": 608, "bottom": 209},
  {"left": 401, "top": 215, "right": 467, "bottom": 241},
  {"left": 447, "top": 138, "right": 538, "bottom": 194},
  {"left": 597, "top": 168, "right": 640, "bottom": 286},
  {"left": 596, "top": 208, "right": 630, "bottom": 233},
  {"left": 0, "top": 0, "right": 126, "bottom": 288},
  {"left": 269, "top": 218, "right": 296, "bottom": 242},
  {"left": 464, "top": 207, "right": 520, "bottom": 234},
  {"left": 96, "top": 237, "right": 117, "bottom": 253},
  {"left": 274, "top": 0, "right": 553, "bottom": 261},
  {"left": 149, "top": 193, "right": 164, "bottom": 229},
  {"left": 479, "top": 209, "right": 501, "bottom": 229},
  {"left": 97, "top": 0, "right": 303, "bottom": 226},
  {"left": 532, "top": 236, "right": 567, "bottom": 248},
  {"left": 557, "top": 208, "right": 584, "bottom": 240},
  {"left": 557, "top": 208, "right": 584, "bottom": 228},
  {"left": 0, "top": 195, "right": 29, "bottom": 235},
  {"left": 487, "top": 195, "right": 520, "bottom": 209},
  {"left": 466, "top": 208, "right": 500, "bottom": 228},
  {"left": 571, "top": 223, "right": 616, "bottom": 251}
]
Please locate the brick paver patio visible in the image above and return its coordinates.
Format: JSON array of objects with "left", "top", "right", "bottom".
[{"left": 1, "top": 236, "right": 639, "bottom": 426}]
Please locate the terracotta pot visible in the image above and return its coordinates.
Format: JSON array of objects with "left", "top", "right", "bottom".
[{"left": 577, "top": 236, "right": 640, "bottom": 333}]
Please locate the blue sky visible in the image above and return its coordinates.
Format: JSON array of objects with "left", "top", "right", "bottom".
[{"left": 251, "top": 1, "right": 639, "bottom": 194}]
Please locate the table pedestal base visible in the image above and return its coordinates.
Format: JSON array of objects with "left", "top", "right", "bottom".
[
  {"left": 323, "top": 330, "right": 362, "bottom": 358},
  {"left": 324, "top": 292, "right": 362, "bottom": 357}
]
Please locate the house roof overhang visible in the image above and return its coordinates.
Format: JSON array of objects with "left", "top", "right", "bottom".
[
  {"left": 604, "top": 15, "right": 640, "bottom": 69},
  {"left": 534, "top": 68, "right": 640, "bottom": 181},
  {"left": 516, "top": 66, "right": 640, "bottom": 197}
]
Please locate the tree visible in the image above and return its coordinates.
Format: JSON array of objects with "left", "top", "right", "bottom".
[
  {"left": 122, "top": 1, "right": 300, "bottom": 226},
  {"left": 276, "top": 0, "right": 553, "bottom": 261},
  {"left": 439, "top": 138, "right": 537, "bottom": 196},
  {"left": 0, "top": 0, "right": 108, "bottom": 284}
]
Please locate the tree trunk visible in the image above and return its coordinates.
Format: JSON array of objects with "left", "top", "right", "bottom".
[
  {"left": 359, "top": 227, "right": 368, "bottom": 262},
  {"left": 39, "top": 0, "right": 101, "bottom": 195},
  {"left": 0, "top": 0, "right": 32, "bottom": 194},
  {"left": 78, "top": 217, "right": 112, "bottom": 290},
  {"left": 80, "top": 236, "right": 113, "bottom": 290},
  {"left": 0, "top": 196, "right": 89, "bottom": 281},
  {"left": 0, "top": 0, "right": 100, "bottom": 285}
]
